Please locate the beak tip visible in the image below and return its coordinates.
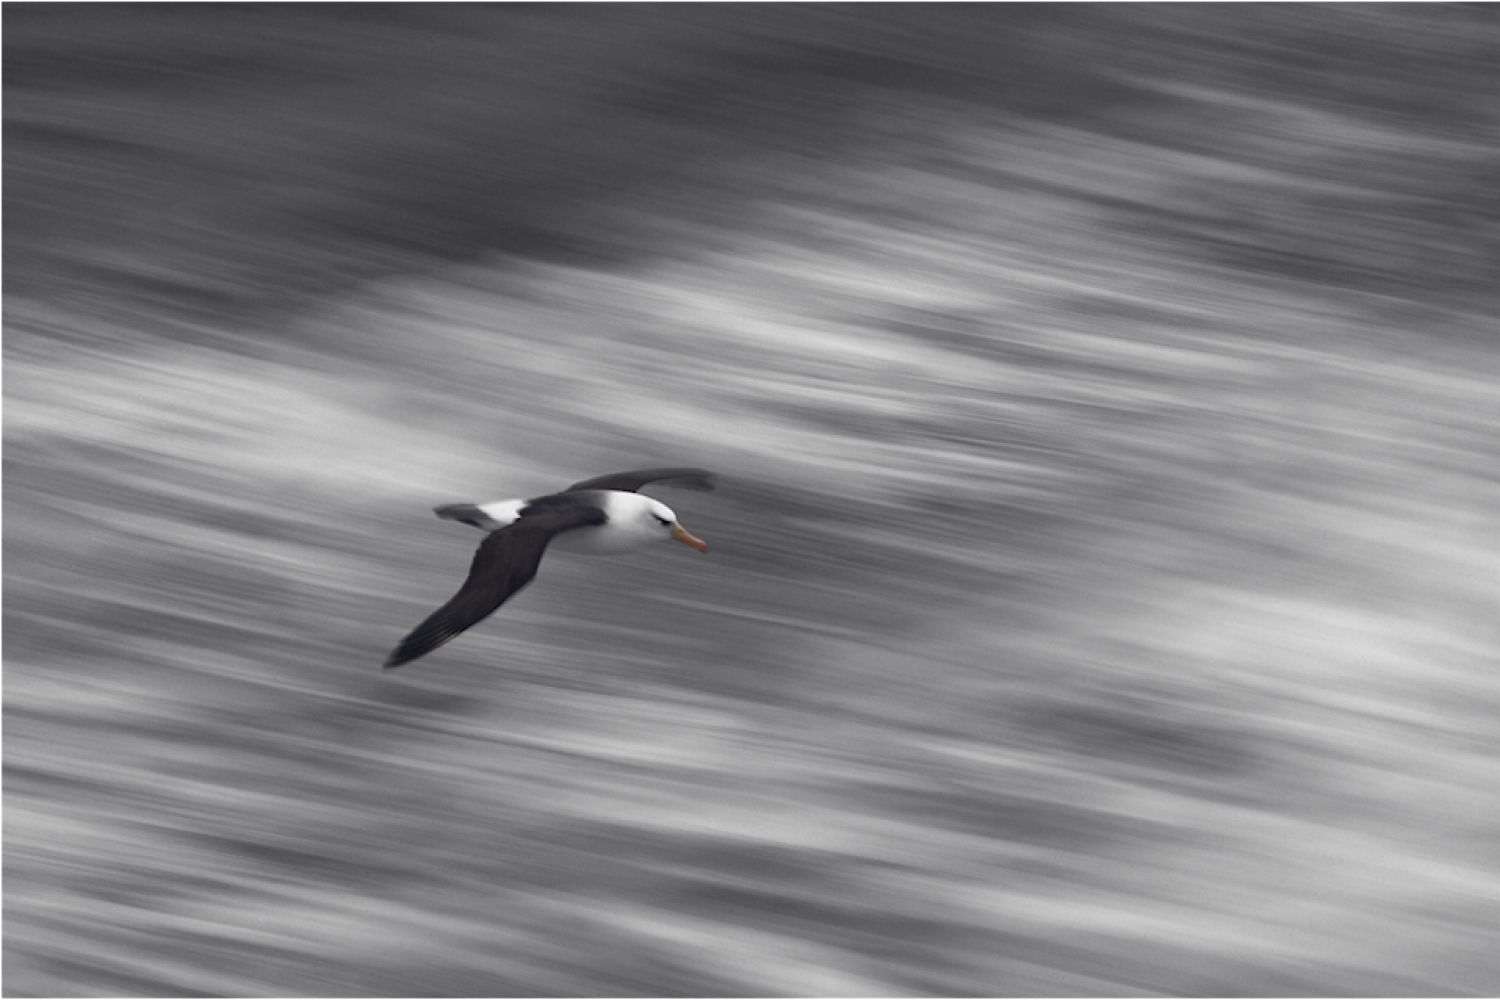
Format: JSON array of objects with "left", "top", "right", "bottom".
[{"left": 672, "top": 523, "right": 709, "bottom": 553}]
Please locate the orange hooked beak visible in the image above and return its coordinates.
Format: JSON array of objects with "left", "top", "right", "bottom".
[{"left": 672, "top": 522, "right": 708, "bottom": 553}]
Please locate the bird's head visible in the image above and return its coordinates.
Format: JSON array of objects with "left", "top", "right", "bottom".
[{"left": 642, "top": 497, "right": 708, "bottom": 553}]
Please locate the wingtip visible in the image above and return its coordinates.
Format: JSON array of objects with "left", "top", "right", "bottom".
[{"left": 679, "top": 470, "right": 718, "bottom": 491}]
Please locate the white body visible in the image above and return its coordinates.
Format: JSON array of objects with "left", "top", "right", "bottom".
[{"left": 477, "top": 491, "right": 679, "bottom": 555}]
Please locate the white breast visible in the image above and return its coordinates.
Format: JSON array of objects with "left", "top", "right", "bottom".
[{"left": 477, "top": 492, "right": 663, "bottom": 556}]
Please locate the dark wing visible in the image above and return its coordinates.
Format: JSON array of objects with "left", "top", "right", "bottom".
[
  {"left": 565, "top": 467, "right": 716, "bottom": 493},
  {"left": 383, "top": 503, "right": 606, "bottom": 669}
]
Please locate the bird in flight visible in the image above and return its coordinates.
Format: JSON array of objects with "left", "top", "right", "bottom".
[{"left": 384, "top": 467, "right": 714, "bottom": 669}]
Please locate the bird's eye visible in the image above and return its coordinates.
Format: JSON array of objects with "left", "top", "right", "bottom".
[{"left": 655, "top": 515, "right": 671, "bottom": 526}]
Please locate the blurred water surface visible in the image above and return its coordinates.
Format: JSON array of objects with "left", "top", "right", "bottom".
[{"left": 6, "top": 6, "right": 1500, "bottom": 996}]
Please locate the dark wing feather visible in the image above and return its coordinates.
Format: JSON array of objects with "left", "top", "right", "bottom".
[
  {"left": 565, "top": 467, "right": 716, "bottom": 493},
  {"left": 383, "top": 503, "right": 605, "bottom": 669}
]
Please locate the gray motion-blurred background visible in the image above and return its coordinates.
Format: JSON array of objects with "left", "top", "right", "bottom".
[{"left": 6, "top": 6, "right": 1499, "bottom": 996}]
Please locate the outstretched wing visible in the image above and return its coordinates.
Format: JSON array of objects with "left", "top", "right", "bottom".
[
  {"left": 383, "top": 503, "right": 606, "bottom": 669},
  {"left": 565, "top": 467, "right": 716, "bottom": 493}
]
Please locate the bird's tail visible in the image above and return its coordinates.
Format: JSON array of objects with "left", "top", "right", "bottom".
[{"left": 433, "top": 503, "right": 504, "bottom": 531}]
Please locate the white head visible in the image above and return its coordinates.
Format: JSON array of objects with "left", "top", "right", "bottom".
[
  {"left": 551, "top": 491, "right": 708, "bottom": 556},
  {"left": 636, "top": 495, "right": 709, "bottom": 553}
]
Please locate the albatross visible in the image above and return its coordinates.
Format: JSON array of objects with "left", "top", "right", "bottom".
[{"left": 383, "top": 467, "right": 715, "bottom": 669}]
